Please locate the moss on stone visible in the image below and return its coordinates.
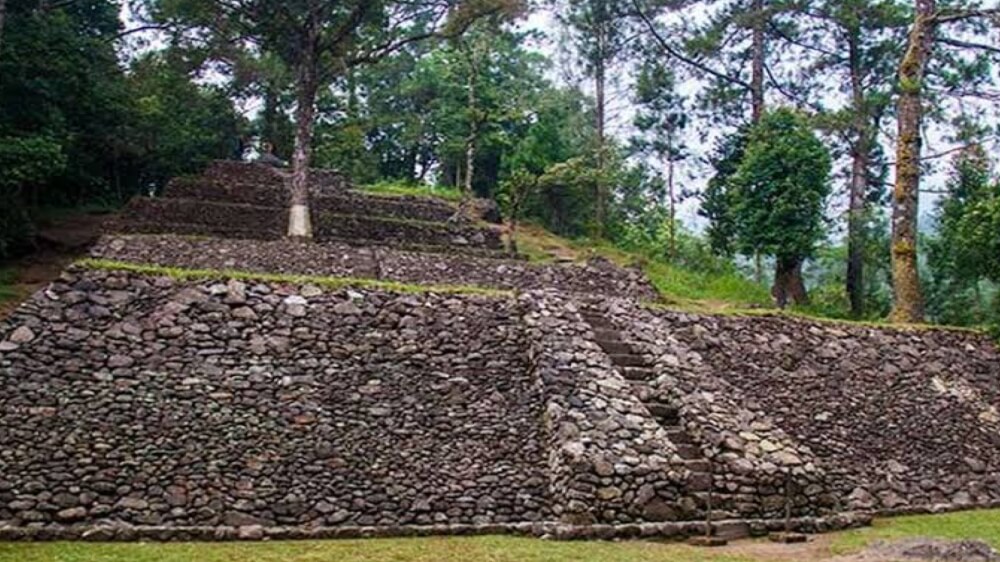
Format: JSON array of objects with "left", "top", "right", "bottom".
[{"left": 77, "top": 258, "right": 513, "bottom": 298}]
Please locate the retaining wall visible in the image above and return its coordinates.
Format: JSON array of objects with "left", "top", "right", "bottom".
[
  {"left": 0, "top": 268, "right": 549, "bottom": 529},
  {"left": 90, "top": 235, "right": 659, "bottom": 300}
]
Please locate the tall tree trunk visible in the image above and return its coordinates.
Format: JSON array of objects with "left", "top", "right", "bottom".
[
  {"left": 773, "top": 256, "right": 808, "bottom": 309},
  {"left": 464, "top": 56, "right": 478, "bottom": 200},
  {"left": 891, "top": 0, "right": 934, "bottom": 323},
  {"left": 750, "top": 0, "right": 766, "bottom": 124},
  {"left": 288, "top": 40, "right": 319, "bottom": 239},
  {"left": 594, "top": 51, "right": 607, "bottom": 239},
  {"left": 0, "top": 0, "right": 6, "bottom": 55},
  {"left": 846, "top": 32, "right": 869, "bottom": 318},
  {"left": 666, "top": 131, "right": 677, "bottom": 261}
]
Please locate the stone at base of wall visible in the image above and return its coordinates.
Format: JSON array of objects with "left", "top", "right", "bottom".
[
  {"left": 873, "top": 499, "right": 1000, "bottom": 518},
  {"left": 0, "top": 513, "right": 872, "bottom": 543}
]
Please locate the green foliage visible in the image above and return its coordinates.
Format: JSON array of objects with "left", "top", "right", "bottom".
[
  {"left": 927, "top": 147, "right": 1000, "bottom": 328},
  {"left": 643, "top": 259, "right": 771, "bottom": 308},
  {"left": 799, "top": 214, "right": 894, "bottom": 320},
  {"left": 360, "top": 181, "right": 463, "bottom": 203},
  {"left": 79, "top": 259, "right": 507, "bottom": 297},
  {"left": 729, "top": 109, "right": 832, "bottom": 262},
  {"left": 0, "top": 1, "right": 242, "bottom": 258},
  {"left": 0, "top": 0, "right": 128, "bottom": 204},
  {"left": 0, "top": 268, "right": 17, "bottom": 303},
  {"left": 122, "top": 52, "right": 244, "bottom": 193},
  {"left": 0, "top": 135, "right": 66, "bottom": 190},
  {"left": 700, "top": 130, "right": 747, "bottom": 257}
]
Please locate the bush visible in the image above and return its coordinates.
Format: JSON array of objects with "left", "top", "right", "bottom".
[{"left": 0, "top": 190, "right": 34, "bottom": 260}]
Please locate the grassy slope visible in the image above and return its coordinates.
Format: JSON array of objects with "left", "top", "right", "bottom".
[
  {"left": 5, "top": 510, "right": 1000, "bottom": 562},
  {"left": 515, "top": 224, "right": 772, "bottom": 312}
]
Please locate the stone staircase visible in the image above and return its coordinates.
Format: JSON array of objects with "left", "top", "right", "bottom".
[{"left": 581, "top": 310, "right": 716, "bottom": 519}]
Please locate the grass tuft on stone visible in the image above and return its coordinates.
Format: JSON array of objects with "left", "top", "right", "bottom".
[{"left": 77, "top": 259, "right": 513, "bottom": 298}]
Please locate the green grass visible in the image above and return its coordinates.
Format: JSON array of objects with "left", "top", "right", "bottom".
[
  {"left": 641, "top": 260, "right": 772, "bottom": 311},
  {"left": 78, "top": 259, "right": 511, "bottom": 298},
  {"left": 0, "top": 536, "right": 757, "bottom": 562},
  {"left": 360, "top": 181, "right": 463, "bottom": 203},
  {"left": 514, "top": 224, "right": 772, "bottom": 312},
  {"left": 830, "top": 508, "right": 1000, "bottom": 555},
  {"left": 6, "top": 510, "right": 1000, "bottom": 562}
]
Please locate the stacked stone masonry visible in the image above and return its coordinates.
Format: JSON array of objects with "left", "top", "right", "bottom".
[
  {"left": 113, "top": 161, "right": 503, "bottom": 254},
  {"left": 0, "top": 268, "right": 549, "bottom": 530},
  {"left": 90, "top": 235, "right": 660, "bottom": 301},
  {"left": 3, "top": 161, "right": 1000, "bottom": 541}
]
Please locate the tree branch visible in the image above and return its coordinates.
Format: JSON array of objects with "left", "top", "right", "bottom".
[
  {"left": 630, "top": 0, "right": 751, "bottom": 90},
  {"left": 938, "top": 36, "right": 1000, "bottom": 55},
  {"left": 933, "top": 8, "right": 1000, "bottom": 24}
]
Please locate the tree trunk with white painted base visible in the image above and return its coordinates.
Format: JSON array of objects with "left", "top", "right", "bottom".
[{"left": 288, "top": 33, "right": 319, "bottom": 240}]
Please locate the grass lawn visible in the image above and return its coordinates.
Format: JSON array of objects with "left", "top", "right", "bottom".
[
  {"left": 5, "top": 510, "right": 1000, "bottom": 562},
  {"left": 0, "top": 536, "right": 758, "bottom": 562},
  {"left": 829, "top": 508, "right": 1000, "bottom": 554}
]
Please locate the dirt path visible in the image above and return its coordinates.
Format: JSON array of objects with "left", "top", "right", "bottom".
[{"left": 0, "top": 212, "right": 106, "bottom": 319}]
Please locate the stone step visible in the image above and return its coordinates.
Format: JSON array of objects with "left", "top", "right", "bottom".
[
  {"left": 646, "top": 402, "right": 679, "bottom": 420},
  {"left": 676, "top": 443, "right": 703, "bottom": 460},
  {"left": 593, "top": 328, "right": 621, "bottom": 342},
  {"left": 686, "top": 471, "right": 714, "bottom": 491},
  {"left": 581, "top": 314, "right": 613, "bottom": 329},
  {"left": 609, "top": 354, "right": 648, "bottom": 368},
  {"left": 664, "top": 427, "right": 692, "bottom": 443},
  {"left": 620, "top": 366, "right": 658, "bottom": 381},
  {"left": 596, "top": 340, "right": 633, "bottom": 355},
  {"left": 684, "top": 459, "right": 712, "bottom": 473}
]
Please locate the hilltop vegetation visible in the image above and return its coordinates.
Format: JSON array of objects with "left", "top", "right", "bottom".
[{"left": 1, "top": 0, "right": 999, "bottom": 332}]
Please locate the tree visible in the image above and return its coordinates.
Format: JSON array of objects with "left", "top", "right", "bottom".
[
  {"left": 927, "top": 144, "right": 1000, "bottom": 325},
  {"left": 792, "top": 0, "right": 907, "bottom": 318},
  {"left": 147, "top": 0, "right": 520, "bottom": 238},
  {"left": 558, "top": 0, "right": 635, "bottom": 238},
  {"left": 0, "top": 0, "right": 6, "bottom": 55},
  {"left": 700, "top": 130, "right": 748, "bottom": 260},
  {"left": 122, "top": 52, "right": 244, "bottom": 192},
  {"left": 730, "top": 109, "right": 832, "bottom": 307},
  {"left": 631, "top": 0, "right": 780, "bottom": 125},
  {"left": 890, "top": 0, "right": 1000, "bottom": 323},
  {"left": 631, "top": 57, "right": 688, "bottom": 260}
]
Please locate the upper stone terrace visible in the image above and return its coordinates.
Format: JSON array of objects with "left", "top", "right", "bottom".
[{"left": 112, "top": 161, "right": 504, "bottom": 254}]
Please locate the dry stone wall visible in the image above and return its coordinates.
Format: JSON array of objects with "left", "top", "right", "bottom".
[
  {"left": 91, "top": 235, "right": 660, "bottom": 300},
  {"left": 0, "top": 267, "right": 550, "bottom": 530},
  {"left": 650, "top": 311, "right": 1000, "bottom": 515},
  {"left": 521, "top": 292, "right": 685, "bottom": 526},
  {"left": 586, "top": 299, "right": 837, "bottom": 520},
  {"left": 116, "top": 162, "right": 504, "bottom": 254},
  {"left": 113, "top": 198, "right": 287, "bottom": 240}
]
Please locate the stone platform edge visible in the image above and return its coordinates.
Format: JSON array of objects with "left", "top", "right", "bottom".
[{"left": 0, "top": 513, "right": 872, "bottom": 542}]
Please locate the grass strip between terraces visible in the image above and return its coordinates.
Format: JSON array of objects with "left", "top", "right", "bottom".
[
  {"left": 360, "top": 181, "right": 463, "bottom": 203},
  {"left": 5, "top": 510, "right": 1000, "bottom": 562},
  {"left": 77, "top": 259, "right": 512, "bottom": 298},
  {"left": 316, "top": 212, "right": 491, "bottom": 231}
]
